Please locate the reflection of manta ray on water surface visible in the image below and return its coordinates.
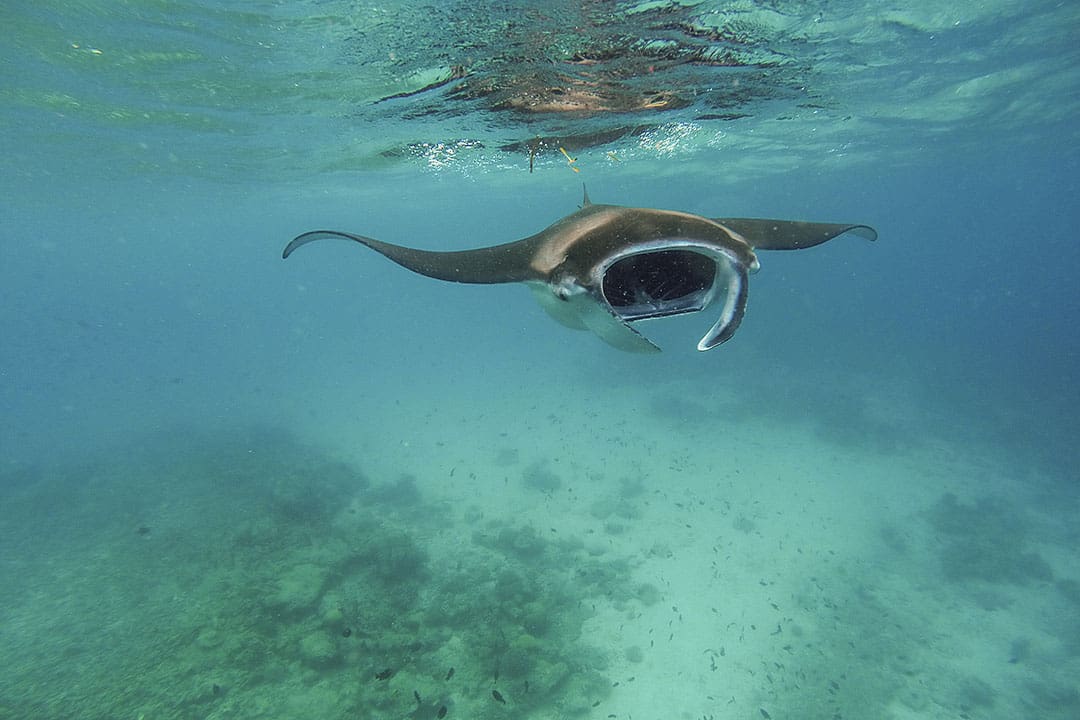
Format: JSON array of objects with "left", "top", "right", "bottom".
[{"left": 283, "top": 189, "right": 876, "bottom": 352}]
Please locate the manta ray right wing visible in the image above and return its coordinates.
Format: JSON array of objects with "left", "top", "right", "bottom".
[{"left": 715, "top": 218, "right": 878, "bottom": 250}]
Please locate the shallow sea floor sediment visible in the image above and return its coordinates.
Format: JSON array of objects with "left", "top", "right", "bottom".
[{"left": 2, "top": 368, "right": 1077, "bottom": 720}]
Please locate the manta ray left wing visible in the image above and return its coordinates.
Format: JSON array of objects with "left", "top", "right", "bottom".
[{"left": 283, "top": 230, "right": 545, "bottom": 283}]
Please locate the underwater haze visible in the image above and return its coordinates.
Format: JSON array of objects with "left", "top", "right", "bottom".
[{"left": 2, "top": 1, "right": 1079, "bottom": 719}]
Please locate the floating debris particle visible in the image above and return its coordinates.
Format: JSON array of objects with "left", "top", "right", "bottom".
[
  {"left": 559, "top": 147, "right": 580, "bottom": 173},
  {"left": 529, "top": 138, "right": 540, "bottom": 173}
]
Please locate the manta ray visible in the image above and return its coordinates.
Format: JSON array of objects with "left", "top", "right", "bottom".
[{"left": 283, "top": 190, "right": 876, "bottom": 352}]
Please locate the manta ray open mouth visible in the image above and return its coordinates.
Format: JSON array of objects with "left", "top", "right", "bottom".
[{"left": 602, "top": 249, "right": 720, "bottom": 321}]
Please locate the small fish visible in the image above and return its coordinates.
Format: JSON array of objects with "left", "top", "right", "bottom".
[
  {"left": 414, "top": 690, "right": 422, "bottom": 704},
  {"left": 760, "top": 709, "right": 772, "bottom": 719},
  {"left": 437, "top": 706, "right": 447, "bottom": 719},
  {"left": 341, "top": 627, "right": 352, "bottom": 638},
  {"left": 492, "top": 689, "right": 506, "bottom": 704},
  {"left": 446, "top": 667, "right": 455, "bottom": 681},
  {"left": 375, "top": 668, "right": 394, "bottom": 681}
]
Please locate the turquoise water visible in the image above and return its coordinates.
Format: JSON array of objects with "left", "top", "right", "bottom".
[{"left": 2, "top": 2, "right": 1078, "bottom": 719}]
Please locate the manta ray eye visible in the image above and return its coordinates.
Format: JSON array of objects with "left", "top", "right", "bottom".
[{"left": 602, "top": 250, "right": 718, "bottom": 319}]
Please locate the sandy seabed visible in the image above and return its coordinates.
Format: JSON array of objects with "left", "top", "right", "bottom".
[{"left": 1, "top": 362, "right": 1076, "bottom": 720}]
